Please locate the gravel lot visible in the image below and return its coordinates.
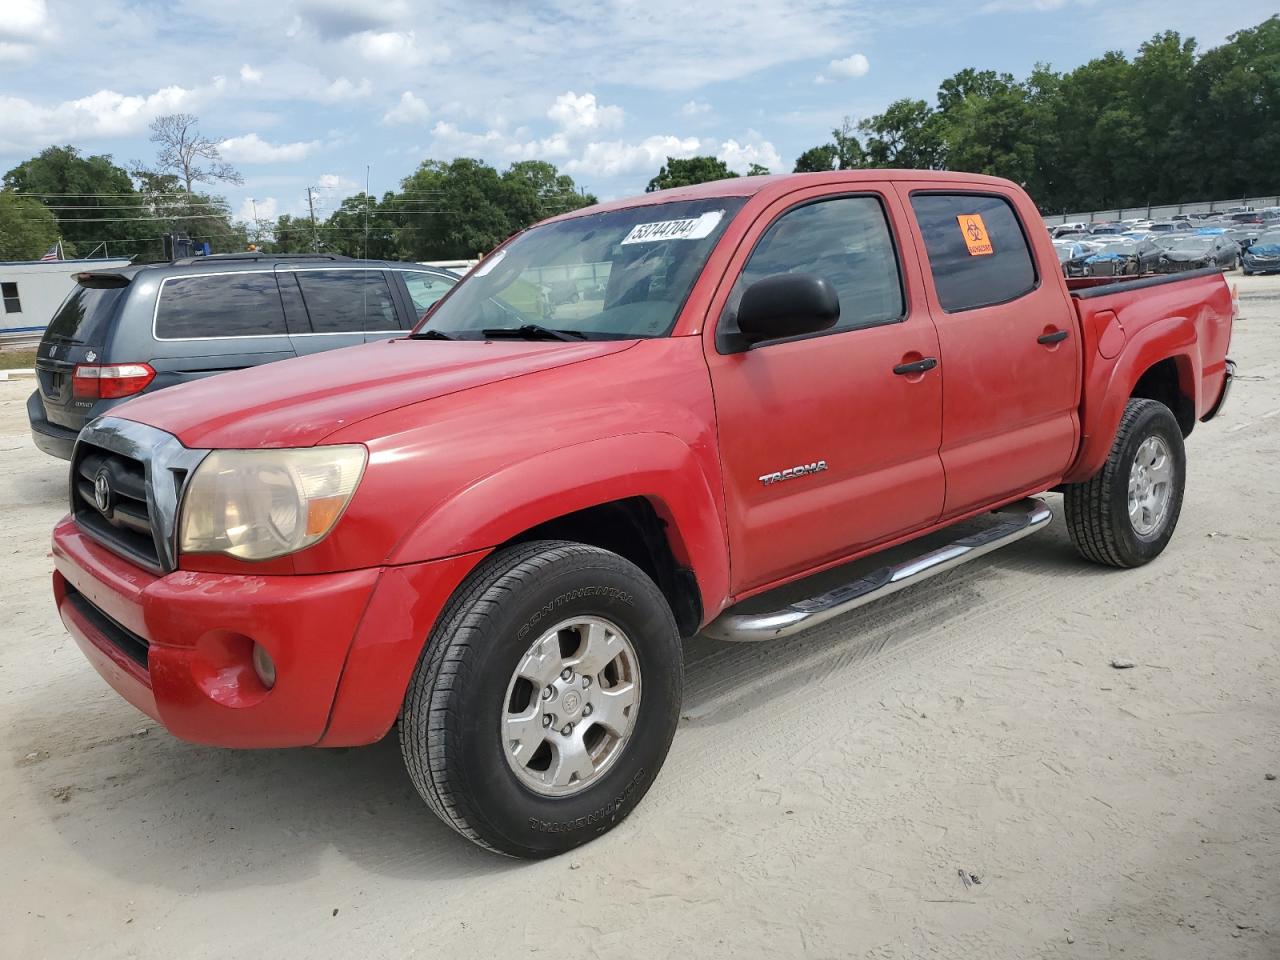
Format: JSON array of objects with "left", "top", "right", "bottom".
[{"left": 2, "top": 276, "right": 1277, "bottom": 959}]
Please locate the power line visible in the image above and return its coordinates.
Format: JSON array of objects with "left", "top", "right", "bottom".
[
  {"left": 24, "top": 214, "right": 237, "bottom": 222},
  {"left": 37, "top": 202, "right": 227, "bottom": 210},
  {"left": 10, "top": 193, "right": 224, "bottom": 199}
]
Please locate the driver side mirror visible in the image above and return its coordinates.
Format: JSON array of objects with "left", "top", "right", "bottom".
[{"left": 727, "top": 273, "right": 840, "bottom": 351}]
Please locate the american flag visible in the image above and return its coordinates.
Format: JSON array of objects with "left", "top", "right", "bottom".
[{"left": 39, "top": 242, "right": 61, "bottom": 262}]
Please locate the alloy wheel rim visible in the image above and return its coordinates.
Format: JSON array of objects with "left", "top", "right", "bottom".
[
  {"left": 1127, "top": 435, "right": 1174, "bottom": 537},
  {"left": 500, "top": 616, "right": 641, "bottom": 797}
]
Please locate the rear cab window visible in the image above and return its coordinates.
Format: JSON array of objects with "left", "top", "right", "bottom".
[
  {"left": 155, "top": 273, "right": 287, "bottom": 339},
  {"left": 909, "top": 193, "right": 1037, "bottom": 312}
]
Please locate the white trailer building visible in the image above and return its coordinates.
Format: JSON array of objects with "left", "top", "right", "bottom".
[{"left": 1, "top": 258, "right": 132, "bottom": 343}]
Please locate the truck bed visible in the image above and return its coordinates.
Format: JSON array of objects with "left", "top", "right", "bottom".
[{"left": 1063, "top": 265, "right": 1234, "bottom": 484}]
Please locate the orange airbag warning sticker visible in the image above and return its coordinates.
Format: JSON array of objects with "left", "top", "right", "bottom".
[{"left": 958, "top": 214, "right": 994, "bottom": 256}]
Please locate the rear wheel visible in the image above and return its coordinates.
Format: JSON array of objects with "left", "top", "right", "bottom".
[
  {"left": 1064, "top": 398, "right": 1186, "bottom": 568},
  {"left": 400, "top": 540, "right": 682, "bottom": 857}
]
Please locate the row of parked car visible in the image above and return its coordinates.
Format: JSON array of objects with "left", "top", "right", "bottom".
[{"left": 1047, "top": 207, "right": 1280, "bottom": 278}]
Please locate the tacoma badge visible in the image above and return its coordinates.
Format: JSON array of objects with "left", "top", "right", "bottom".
[{"left": 759, "top": 460, "right": 829, "bottom": 486}]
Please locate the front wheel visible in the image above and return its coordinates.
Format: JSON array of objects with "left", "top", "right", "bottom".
[
  {"left": 1064, "top": 398, "right": 1186, "bottom": 568},
  {"left": 400, "top": 540, "right": 683, "bottom": 857}
]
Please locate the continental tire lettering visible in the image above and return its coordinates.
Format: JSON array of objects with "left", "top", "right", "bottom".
[
  {"left": 518, "top": 586, "right": 635, "bottom": 639},
  {"left": 528, "top": 769, "right": 647, "bottom": 833}
]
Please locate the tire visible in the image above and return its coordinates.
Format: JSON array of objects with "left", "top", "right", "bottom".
[
  {"left": 1064, "top": 398, "right": 1186, "bottom": 568},
  {"left": 400, "top": 540, "right": 683, "bottom": 858}
]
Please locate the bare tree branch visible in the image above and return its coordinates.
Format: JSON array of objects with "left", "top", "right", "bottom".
[{"left": 148, "top": 113, "right": 244, "bottom": 195}]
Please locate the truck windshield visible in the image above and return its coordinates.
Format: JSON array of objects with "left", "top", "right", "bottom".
[{"left": 418, "top": 197, "right": 746, "bottom": 340}]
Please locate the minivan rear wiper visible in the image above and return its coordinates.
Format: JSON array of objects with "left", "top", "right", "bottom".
[
  {"left": 480, "top": 324, "right": 588, "bottom": 342},
  {"left": 407, "top": 328, "right": 455, "bottom": 340}
]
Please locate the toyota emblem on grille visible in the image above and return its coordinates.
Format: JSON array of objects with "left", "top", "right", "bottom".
[{"left": 93, "top": 469, "right": 113, "bottom": 515}]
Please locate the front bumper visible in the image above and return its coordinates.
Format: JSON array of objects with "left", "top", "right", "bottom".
[
  {"left": 1243, "top": 256, "right": 1280, "bottom": 274},
  {"left": 52, "top": 517, "right": 487, "bottom": 747}
]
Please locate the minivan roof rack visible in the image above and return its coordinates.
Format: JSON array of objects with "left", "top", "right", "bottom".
[{"left": 168, "top": 253, "right": 356, "bottom": 266}]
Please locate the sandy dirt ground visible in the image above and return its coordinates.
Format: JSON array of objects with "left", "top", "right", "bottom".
[{"left": 1, "top": 276, "right": 1277, "bottom": 960}]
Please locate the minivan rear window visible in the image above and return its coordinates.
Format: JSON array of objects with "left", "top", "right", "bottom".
[
  {"left": 156, "top": 273, "right": 287, "bottom": 339},
  {"left": 44, "top": 286, "right": 125, "bottom": 344}
]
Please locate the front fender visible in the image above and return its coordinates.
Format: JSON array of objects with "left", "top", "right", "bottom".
[
  {"left": 1065, "top": 314, "right": 1199, "bottom": 483},
  {"left": 387, "top": 432, "right": 730, "bottom": 619}
]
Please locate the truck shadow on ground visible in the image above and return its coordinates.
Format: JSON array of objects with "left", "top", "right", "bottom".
[{"left": 17, "top": 495, "right": 1126, "bottom": 889}]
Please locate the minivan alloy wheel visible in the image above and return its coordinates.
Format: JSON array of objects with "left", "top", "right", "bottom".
[{"left": 502, "top": 616, "right": 641, "bottom": 797}]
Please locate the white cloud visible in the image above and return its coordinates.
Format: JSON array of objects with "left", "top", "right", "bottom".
[
  {"left": 322, "top": 76, "right": 372, "bottom": 101},
  {"left": 566, "top": 135, "right": 702, "bottom": 179},
  {"left": 825, "top": 53, "right": 870, "bottom": 79},
  {"left": 349, "top": 28, "right": 447, "bottom": 66},
  {"left": 680, "top": 100, "right": 712, "bottom": 117},
  {"left": 240, "top": 64, "right": 263, "bottom": 83},
  {"left": 718, "top": 132, "right": 782, "bottom": 174},
  {"left": 219, "top": 133, "right": 321, "bottom": 163},
  {"left": 547, "top": 91, "right": 624, "bottom": 136},
  {"left": 236, "top": 196, "right": 279, "bottom": 223},
  {"left": 0, "top": 0, "right": 47, "bottom": 38},
  {"left": 318, "top": 173, "right": 357, "bottom": 192},
  {"left": 425, "top": 121, "right": 571, "bottom": 162},
  {"left": 381, "top": 90, "right": 430, "bottom": 125},
  {"left": 980, "top": 0, "right": 1070, "bottom": 10},
  {"left": 0, "top": 84, "right": 193, "bottom": 151}
]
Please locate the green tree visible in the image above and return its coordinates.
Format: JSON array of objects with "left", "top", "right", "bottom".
[
  {"left": 746, "top": 163, "right": 771, "bottom": 176},
  {"left": 938, "top": 73, "right": 1040, "bottom": 185},
  {"left": 270, "top": 214, "right": 316, "bottom": 253},
  {"left": 3, "top": 146, "right": 148, "bottom": 254},
  {"left": 0, "top": 191, "right": 61, "bottom": 259},
  {"left": 793, "top": 145, "right": 839, "bottom": 172},
  {"left": 502, "top": 160, "right": 596, "bottom": 220},
  {"left": 859, "top": 99, "right": 945, "bottom": 168},
  {"left": 645, "top": 156, "right": 738, "bottom": 192},
  {"left": 1191, "top": 16, "right": 1280, "bottom": 200},
  {"left": 792, "top": 118, "right": 865, "bottom": 173}
]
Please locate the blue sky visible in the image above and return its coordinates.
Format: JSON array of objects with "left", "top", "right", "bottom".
[{"left": 0, "top": 0, "right": 1265, "bottom": 228}]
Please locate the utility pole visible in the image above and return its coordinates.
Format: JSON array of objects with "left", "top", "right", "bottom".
[
  {"left": 307, "top": 187, "right": 320, "bottom": 252},
  {"left": 364, "top": 165, "right": 371, "bottom": 261}
]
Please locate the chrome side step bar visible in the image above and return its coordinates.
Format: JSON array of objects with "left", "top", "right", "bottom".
[{"left": 703, "top": 498, "right": 1053, "bottom": 643}]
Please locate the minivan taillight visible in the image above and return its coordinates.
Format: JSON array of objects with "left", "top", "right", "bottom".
[{"left": 72, "top": 363, "right": 156, "bottom": 399}]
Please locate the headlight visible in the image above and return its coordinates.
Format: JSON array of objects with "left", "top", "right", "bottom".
[{"left": 179, "top": 446, "right": 367, "bottom": 560}]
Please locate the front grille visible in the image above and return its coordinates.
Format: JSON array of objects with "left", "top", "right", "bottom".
[
  {"left": 72, "top": 442, "right": 162, "bottom": 570},
  {"left": 63, "top": 583, "right": 149, "bottom": 667},
  {"left": 70, "top": 417, "right": 208, "bottom": 573}
]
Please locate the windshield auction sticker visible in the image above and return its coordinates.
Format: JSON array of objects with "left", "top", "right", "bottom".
[
  {"left": 620, "top": 210, "right": 725, "bottom": 245},
  {"left": 957, "top": 214, "right": 994, "bottom": 256}
]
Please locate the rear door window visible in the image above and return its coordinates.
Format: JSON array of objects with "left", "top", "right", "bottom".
[
  {"left": 910, "top": 193, "right": 1037, "bottom": 312},
  {"left": 155, "top": 273, "right": 287, "bottom": 339},
  {"left": 294, "top": 269, "right": 400, "bottom": 333}
]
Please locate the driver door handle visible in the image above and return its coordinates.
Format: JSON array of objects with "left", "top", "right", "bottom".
[
  {"left": 893, "top": 357, "right": 938, "bottom": 376},
  {"left": 1038, "top": 330, "right": 1069, "bottom": 345}
]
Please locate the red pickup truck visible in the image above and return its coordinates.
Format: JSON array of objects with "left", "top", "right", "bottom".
[{"left": 51, "top": 171, "right": 1234, "bottom": 857}]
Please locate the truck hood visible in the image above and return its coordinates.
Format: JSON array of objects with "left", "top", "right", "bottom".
[{"left": 112, "top": 338, "right": 637, "bottom": 449}]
